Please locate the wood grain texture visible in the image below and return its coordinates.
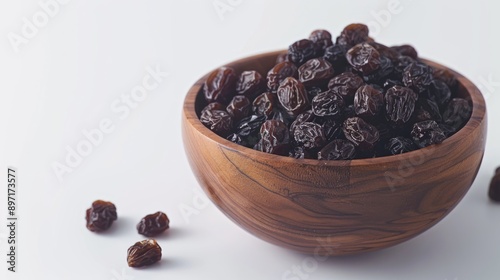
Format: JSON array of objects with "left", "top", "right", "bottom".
[{"left": 182, "top": 51, "right": 487, "bottom": 255}]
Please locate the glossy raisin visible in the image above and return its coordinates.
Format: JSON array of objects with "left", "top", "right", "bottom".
[
  {"left": 369, "top": 42, "right": 400, "bottom": 62},
  {"left": 328, "top": 72, "right": 365, "bottom": 104},
  {"left": 393, "top": 56, "right": 415, "bottom": 79},
  {"left": 354, "top": 85, "right": 384, "bottom": 118},
  {"left": 346, "top": 43, "right": 381, "bottom": 75},
  {"left": 323, "top": 44, "right": 348, "bottom": 72},
  {"left": 137, "top": 212, "right": 170, "bottom": 237},
  {"left": 227, "top": 133, "right": 246, "bottom": 145},
  {"left": 318, "top": 139, "right": 356, "bottom": 160},
  {"left": 306, "top": 86, "right": 323, "bottom": 99},
  {"left": 201, "top": 102, "right": 225, "bottom": 115},
  {"left": 309, "top": 29, "right": 333, "bottom": 54},
  {"left": 402, "top": 62, "right": 433, "bottom": 92},
  {"left": 321, "top": 118, "right": 343, "bottom": 141},
  {"left": 235, "top": 114, "right": 267, "bottom": 137},
  {"left": 385, "top": 86, "right": 418, "bottom": 126},
  {"left": 424, "top": 79, "right": 451, "bottom": 107},
  {"left": 336, "top": 23, "right": 369, "bottom": 47},
  {"left": 226, "top": 95, "right": 251, "bottom": 121},
  {"left": 385, "top": 137, "right": 416, "bottom": 155},
  {"left": 383, "top": 79, "right": 403, "bottom": 90},
  {"left": 267, "top": 61, "right": 298, "bottom": 92},
  {"left": 259, "top": 120, "right": 290, "bottom": 155},
  {"left": 277, "top": 77, "right": 310, "bottom": 117},
  {"left": 252, "top": 92, "right": 276, "bottom": 117},
  {"left": 293, "top": 122, "right": 326, "bottom": 150},
  {"left": 289, "top": 146, "right": 313, "bottom": 159},
  {"left": 442, "top": 98, "right": 472, "bottom": 132},
  {"left": 390, "top": 45, "right": 418, "bottom": 59},
  {"left": 276, "top": 53, "right": 291, "bottom": 64},
  {"left": 411, "top": 120, "right": 446, "bottom": 148},
  {"left": 311, "top": 91, "right": 345, "bottom": 118},
  {"left": 200, "top": 109, "right": 233, "bottom": 137},
  {"left": 85, "top": 200, "right": 117, "bottom": 232},
  {"left": 203, "top": 67, "right": 236, "bottom": 103},
  {"left": 488, "top": 168, "right": 500, "bottom": 202},
  {"left": 343, "top": 117, "right": 380, "bottom": 151},
  {"left": 288, "top": 39, "right": 318, "bottom": 65},
  {"left": 298, "top": 58, "right": 335, "bottom": 86},
  {"left": 413, "top": 98, "right": 442, "bottom": 123},
  {"left": 363, "top": 56, "right": 394, "bottom": 83},
  {"left": 127, "top": 239, "right": 162, "bottom": 268},
  {"left": 433, "top": 68, "right": 458, "bottom": 89},
  {"left": 235, "top": 70, "right": 265, "bottom": 99},
  {"left": 290, "top": 110, "right": 316, "bottom": 134}
]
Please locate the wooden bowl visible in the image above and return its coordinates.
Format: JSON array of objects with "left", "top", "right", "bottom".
[{"left": 182, "top": 51, "right": 487, "bottom": 255}]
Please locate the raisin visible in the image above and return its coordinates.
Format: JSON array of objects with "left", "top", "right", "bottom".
[
  {"left": 346, "top": 43, "right": 381, "bottom": 75},
  {"left": 363, "top": 56, "right": 394, "bottom": 83},
  {"left": 201, "top": 102, "right": 225, "bottom": 115},
  {"left": 369, "top": 42, "right": 400, "bottom": 62},
  {"left": 306, "top": 86, "right": 323, "bottom": 99},
  {"left": 393, "top": 56, "right": 415, "bottom": 79},
  {"left": 298, "top": 58, "right": 335, "bottom": 86},
  {"left": 402, "top": 62, "right": 433, "bottom": 93},
  {"left": 203, "top": 67, "right": 236, "bottom": 103},
  {"left": 318, "top": 139, "right": 356, "bottom": 160},
  {"left": 235, "top": 70, "right": 265, "bottom": 99},
  {"left": 200, "top": 109, "right": 233, "bottom": 137},
  {"left": 289, "top": 146, "right": 313, "bottom": 159},
  {"left": 252, "top": 92, "right": 276, "bottom": 117},
  {"left": 271, "top": 109, "right": 293, "bottom": 126},
  {"left": 328, "top": 72, "right": 365, "bottom": 104},
  {"left": 390, "top": 45, "right": 418, "bottom": 59},
  {"left": 489, "top": 168, "right": 500, "bottom": 202},
  {"left": 336, "top": 23, "right": 369, "bottom": 47},
  {"left": 385, "top": 86, "right": 418, "bottom": 126},
  {"left": 267, "top": 61, "right": 298, "bottom": 92},
  {"left": 226, "top": 95, "right": 251, "bottom": 121},
  {"left": 127, "top": 239, "right": 162, "bottom": 268},
  {"left": 424, "top": 79, "right": 451, "bottom": 107},
  {"left": 343, "top": 117, "right": 380, "bottom": 151},
  {"left": 85, "top": 200, "right": 117, "bottom": 232},
  {"left": 323, "top": 44, "right": 348, "bottom": 72},
  {"left": 276, "top": 53, "right": 291, "bottom": 64},
  {"left": 343, "top": 104, "right": 356, "bottom": 119},
  {"left": 293, "top": 122, "right": 326, "bottom": 150},
  {"left": 235, "top": 114, "right": 267, "bottom": 137},
  {"left": 438, "top": 123, "right": 455, "bottom": 137},
  {"left": 227, "top": 133, "right": 246, "bottom": 145},
  {"left": 259, "top": 120, "right": 290, "bottom": 155},
  {"left": 413, "top": 98, "right": 442, "bottom": 123},
  {"left": 411, "top": 120, "right": 446, "bottom": 148},
  {"left": 433, "top": 68, "right": 458, "bottom": 89},
  {"left": 290, "top": 110, "right": 316, "bottom": 134},
  {"left": 311, "top": 91, "right": 345, "bottom": 118},
  {"left": 385, "top": 137, "right": 416, "bottom": 155},
  {"left": 277, "top": 77, "right": 310, "bottom": 117},
  {"left": 321, "top": 118, "right": 343, "bottom": 141},
  {"left": 309, "top": 29, "right": 333, "bottom": 54},
  {"left": 354, "top": 85, "right": 384, "bottom": 118},
  {"left": 383, "top": 79, "right": 403, "bottom": 90},
  {"left": 288, "top": 39, "right": 318, "bottom": 65},
  {"left": 442, "top": 98, "right": 472, "bottom": 133},
  {"left": 137, "top": 212, "right": 170, "bottom": 237}
]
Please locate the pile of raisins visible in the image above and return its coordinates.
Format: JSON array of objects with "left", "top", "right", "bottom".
[{"left": 199, "top": 24, "right": 472, "bottom": 159}]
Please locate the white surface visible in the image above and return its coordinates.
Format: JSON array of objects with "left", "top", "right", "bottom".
[{"left": 1, "top": 0, "right": 500, "bottom": 279}]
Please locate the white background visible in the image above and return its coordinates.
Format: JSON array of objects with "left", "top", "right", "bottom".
[{"left": 1, "top": 0, "right": 500, "bottom": 279}]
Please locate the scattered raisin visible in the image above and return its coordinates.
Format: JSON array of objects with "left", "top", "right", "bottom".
[
  {"left": 137, "top": 212, "right": 170, "bottom": 237},
  {"left": 127, "top": 239, "right": 162, "bottom": 268},
  {"left": 489, "top": 168, "right": 500, "bottom": 202},
  {"left": 85, "top": 200, "right": 117, "bottom": 232}
]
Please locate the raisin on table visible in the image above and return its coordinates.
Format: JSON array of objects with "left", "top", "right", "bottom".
[
  {"left": 127, "top": 239, "right": 162, "bottom": 268},
  {"left": 489, "top": 168, "right": 500, "bottom": 202},
  {"left": 86, "top": 200, "right": 117, "bottom": 232},
  {"left": 137, "top": 212, "right": 170, "bottom": 237},
  {"left": 203, "top": 67, "right": 236, "bottom": 103},
  {"left": 318, "top": 139, "right": 356, "bottom": 160},
  {"left": 343, "top": 117, "right": 380, "bottom": 151},
  {"left": 277, "top": 77, "right": 310, "bottom": 117}
]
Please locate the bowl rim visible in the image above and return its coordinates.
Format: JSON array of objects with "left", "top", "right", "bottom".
[{"left": 183, "top": 50, "right": 486, "bottom": 167}]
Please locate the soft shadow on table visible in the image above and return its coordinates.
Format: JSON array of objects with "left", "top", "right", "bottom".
[{"left": 98, "top": 216, "right": 136, "bottom": 237}]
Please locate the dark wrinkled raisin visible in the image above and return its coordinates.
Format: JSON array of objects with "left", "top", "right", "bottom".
[
  {"left": 259, "top": 120, "right": 290, "bottom": 155},
  {"left": 328, "top": 72, "right": 365, "bottom": 104},
  {"left": 433, "top": 68, "right": 458, "bottom": 89},
  {"left": 442, "top": 98, "right": 472, "bottom": 132},
  {"left": 375, "top": 123, "right": 394, "bottom": 142},
  {"left": 201, "top": 102, "right": 225, "bottom": 115},
  {"left": 343, "top": 117, "right": 380, "bottom": 151},
  {"left": 318, "top": 139, "right": 356, "bottom": 160},
  {"left": 489, "top": 168, "right": 500, "bottom": 202},
  {"left": 336, "top": 23, "right": 369, "bottom": 47},
  {"left": 411, "top": 120, "right": 446, "bottom": 148},
  {"left": 293, "top": 122, "right": 326, "bottom": 150},
  {"left": 227, "top": 133, "right": 246, "bottom": 145},
  {"left": 343, "top": 104, "right": 356, "bottom": 119},
  {"left": 288, "top": 39, "right": 318, "bottom": 65},
  {"left": 385, "top": 86, "right": 418, "bottom": 126},
  {"left": 203, "top": 67, "right": 236, "bottom": 103},
  {"left": 390, "top": 45, "right": 418, "bottom": 59},
  {"left": 271, "top": 109, "right": 293, "bottom": 126},
  {"left": 369, "top": 42, "right": 400, "bottom": 62},
  {"left": 354, "top": 85, "right": 384, "bottom": 118},
  {"left": 438, "top": 123, "right": 455, "bottom": 137},
  {"left": 235, "top": 114, "right": 267, "bottom": 137},
  {"left": 267, "top": 61, "right": 298, "bottom": 92},
  {"left": 321, "top": 118, "right": 343, "bottom": 141},
  {"left": 323, "top": 44, "right": 348, "bottom": 72},
  {"left": 290, "top": 110, "right": 316, "bottom": 134},
  {"left": 383, "top": 79, "right": 403, "bottom": 90},
  {"left": 235, "top": 70, "right": 265, "bottom": 99},
  {"left": 276, "top": 53, "right": 291, "bottom": 64},
  {"left": 424, "top": 80, "right": 451, "bottom": 107},
  {"left": 311, "top": 91, "right": 345, "bottom": 118},
  {"left": 309, "top": 29, "right": 333, "bottom": 54},
  {"left": 85, "top": 200, "right": 117, "bottom": 232},
  {"left": 289, "top": 146, "right": 313, "bottom": 159},
  {"left": 393, "top": 56, "right": 415, "bottom": 79},
  {"left": 200, "top": 109, "right": 233, "bottom": 137},
  {"left": 127, "top": 239, "right": 162, "bottom": 268},
  {"left": 402, "top": 62, "right": 433, "bottom": 92},
  {"left": 346, "top": 43, "right": 381, "bottom": 75},
  {"left": 363, "top": 56, "right": 394, "bottom": 83},
  {"left": 385, "top": 137, "right": 416, "bottom": 155},
  {"left": 298, "top": 58, "right": 335, "bottom": 86},
  {"left": 306, "top": 86, "right": 323, "bottom": 99},
  {"left": 137, "top": 212, "right": 170, "bottom": 237},
  {"left": 413, "top": 98, "right": 441, "bottom": 123},
  {"left": 226, "top": 95, "right": 251, "bottom": 121},
  {"left": 277, "top": 77, "right": 310, "bottom": 117},
  {"left": 252, "top": 92, "right": 276, "bottom": 117}
]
